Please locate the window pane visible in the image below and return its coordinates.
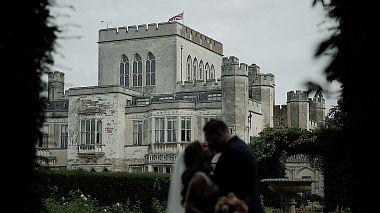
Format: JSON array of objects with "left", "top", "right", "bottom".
[
  {"left": 91, "top": 132, "right": 95, "bottom": 144},
  {"left": 160, "top": 130, "right": 164, "bottom": 143},
  {"left": 152, "top": 61, "right": 155, "bottom": 73},
  {"left": 167, "top": 131, "right": 171, "bottom": 142},
  {"left": 155, "top": 130, "right": 159, "bottom": 143},
  {"left": 138, "top": 122, "right": 142, "bottom": 133},
  {"left": 138, "top": 74, "right": 142, "bottom": 86},
  {"left": 173, "top": 130, "right": 176, "bottom": 142},
  {"left": 187, "top": 130, "right": 191, "bottom": 142},
  {"left": 151, "top": 73, "right": 155, "bottom": 85},
  {"left": 160, "top": 119, "right": 165, "bottom": 129},
  {"left": 138, "top": 132, "right": 141, "bottom": 145},
  {"left": 86, "top": 120, "right": 90, "bottom": 131},
  {"left": 97, "top": 120, "right": 102, "bottom": 132},
  {"left": 181, "top": 130, "right": 185, "bottom": 142},
  {"left": 86, "top": 132, "right": 90, "bottom": 144},
  {"left": 146, "top": 74, "right": 150, "bottom": 85},
  {"left": 181, "top": 120, "right": 185, "bottom": 129},
  {"left": 146, "top": 61, "right": 150, "bottom": 73},
  {"left": 91, "top": 120, "right": 95, "bottom": 131},
  {"left": 125, "top": 76, "right": 129, "bottom": 87},
  {"left": 125, "top": 62, "right": 129, "bottom": 74},
  {"left": 133, "top": 75, "right": 137, "bottom": 86},
  {"left": 187, "top": 119, "right": 191, "bottom": 129},
  {"left": 138, "top": 62, "right": 142, "bottom": 73},
  {"left": 155, "top": 118, "right": 159, "bottom": 129},
  {"left": 133, "top": 61, "right": 137, "bottom": 73}
]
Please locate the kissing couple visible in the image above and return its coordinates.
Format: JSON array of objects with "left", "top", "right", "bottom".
[{"left": 167, "top": 119, "right": 264, "bottom": 213}]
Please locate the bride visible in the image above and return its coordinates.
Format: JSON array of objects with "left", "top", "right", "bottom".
[{"left": 167, "top": 141, "right": 217, "bottom": 213}]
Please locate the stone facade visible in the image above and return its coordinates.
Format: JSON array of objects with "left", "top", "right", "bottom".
[
  {"left": 37, "top": 21, "right": 325, "bottom": 196},
  {"left": 273, "top": 90, "right": 325, "bottom": 130}
]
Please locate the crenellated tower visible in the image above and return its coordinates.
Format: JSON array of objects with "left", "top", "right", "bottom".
[
  {"left": 249, "top": 64, "right": 275, "bottom": 128},
  {"left": 287, "top": 90, "right": 310, "bottom": 129},
  {"left": 308, "top": 91, "right": 325, "bottom": 128},
  {"left": 48, "top": 71, "right": 65, "bottom": 100},
  {"left": 221, "top": 56, "right": 249, "bottom": 141}
]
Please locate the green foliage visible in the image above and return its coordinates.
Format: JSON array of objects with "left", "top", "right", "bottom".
[
  {"left": 325, "top": 99, "right": 346, "bottom": 129},
  {"left": 250, "top": 127, "right": 314, "bottom": 207},
  {"left": 250, "top": 126, "right": 350, "bottom": 211},
  {"left": 151, "top": 198, "right": 167, "bottom": 213},
  {"left": 38, "top": 170, "right": 170, "bottom": 213},
  {"left": 2, "top": 0, "right": 58, "bottom": 212},
  {"left": 42, "top": 190, "right": 143, "bottom": 213}
]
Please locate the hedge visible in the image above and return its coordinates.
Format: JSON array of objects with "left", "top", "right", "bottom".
[{"left": 38, "top": 170, "right": 170, "bottom": 213}]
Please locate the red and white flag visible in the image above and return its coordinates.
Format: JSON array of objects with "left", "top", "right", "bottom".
[{"left": 168, "top": 12, "right": 184, "bottom": 22}]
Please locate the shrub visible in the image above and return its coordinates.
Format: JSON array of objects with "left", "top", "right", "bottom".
[{"left": 38, "top": 170, "right": 170, "bottom": 213}]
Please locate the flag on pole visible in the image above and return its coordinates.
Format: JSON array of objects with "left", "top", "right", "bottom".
[{"left": 168, "top": 12, "right": 184, "bottom": 22}]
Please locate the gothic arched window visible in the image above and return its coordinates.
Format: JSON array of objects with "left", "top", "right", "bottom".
[
  {"left": 146, "top": 52, "right": 155, "bottom": 85},
  {"left": 193, "top": 58, "right": 198, "bottom": 80},
  {"left": 120, "top": 54, "right": 129, "bottom": 87},
  {"left": 186, "top": 55, "right": 192, "bottom": 81},
  {"left": 199, "top": 60, "right": 204, "bottom": 81},
  {"left": 205, "top": 63, "right": 210, "bottom": 81},
  {"left": 133, "top": 54, "right": 142, "bottom": 86},
  {"left": 210, "top": 65, "right": 215, "bottom": 80}
]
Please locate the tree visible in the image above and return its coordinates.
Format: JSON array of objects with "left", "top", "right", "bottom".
[
  {"left": 251, "top": 126, "right": 350, "bottom": 211},
  {"left": 1, "top": 1, "right": 58, "bottom": 212},
  {"left": 313, "top": 0, "right": 378, "bottom": 211}
]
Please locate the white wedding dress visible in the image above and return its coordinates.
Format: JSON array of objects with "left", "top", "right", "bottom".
[{"left": 167, "top": 151, "right": 185, "bottom": 213}]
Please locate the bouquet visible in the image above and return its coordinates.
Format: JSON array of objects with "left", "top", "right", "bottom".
[{"left": 215, "top": 192, "right": 249, "bottom": 213}]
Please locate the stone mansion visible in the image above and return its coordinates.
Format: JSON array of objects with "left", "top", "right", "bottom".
[{"left": 37, "top": 21, "right": 325, "bottom": 195}]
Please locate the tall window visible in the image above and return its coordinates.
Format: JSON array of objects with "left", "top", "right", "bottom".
[
  {"left": 39, "top": 126, "right": 49, "bottom": 148},
  {"left": 193, "top": 58, "right": 198, "bottom": 80},
  {"left": 186, "top": 55, "right": 192, "bottom": 81},
  {"left": 60, "top": 125, "right": 68, "bottom": 148},
  {"left": 120, "top": 54, "right": 129, "bottom": 87},
  {"left": 181, "top": 117, "right": 191, "bottom": 142},
  {"left": 205, "top": 63, "right": 209, "bottom": 81},
  {"left": 80, "top": 119, "right": 102, "bottom": 145},
  {"left": 133, "top": 54, "right": 142, "bottom": 86},
  {"left": 155, "top": 118, "right": 165, "bottom": 143},
  {"left": 167, "top": 117, "right": 177, "bottom": 142},
  {"left": 204, "top": 117, "right": 216, "bottom": 127},
  {"left": 133, "top": 121, "right": 143, "bottom": 145},
  {"left": 146, "top": 52, "right": 155, "bottom": 85},
  {"left": 199, "top": 60, "right": 204, "bottom": 81},
  {"left": 210, "top": 65, "right": 215, "bottom": 80}
]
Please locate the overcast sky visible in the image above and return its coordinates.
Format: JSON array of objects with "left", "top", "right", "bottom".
[{"left": 52, "top": 0, "right": 340, "bottom": 110}]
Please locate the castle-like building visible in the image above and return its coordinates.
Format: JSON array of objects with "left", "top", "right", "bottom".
[{"left": 37, "top": 22, "right": 325, "bottom": 195}]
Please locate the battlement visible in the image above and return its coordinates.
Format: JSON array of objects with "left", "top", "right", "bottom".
[
  {"left": 248, "top": 64, "right": 260, "bottom": 75},
  {"left": 287, "top": 90, "right": 309, "bottom": 102},
  {"left": 99, "top": 22, "right": 223, "bottom": 55},
  {"left": 221, "top": 56, "right": 249, "bottom": 77},
  {"left": 251, "top": 73, "right": 275, "bottom": 87},
  {"left": 48, "top": 71, "right": 65, "bottom": 83}
]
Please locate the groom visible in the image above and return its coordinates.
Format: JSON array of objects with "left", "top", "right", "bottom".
[{"left": 204, "top": 119, "right": 263, "bottom": 213}]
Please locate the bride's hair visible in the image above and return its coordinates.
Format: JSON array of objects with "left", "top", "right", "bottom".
[{"left": 181, "top": 141, "right": 212, "bottom": 205}]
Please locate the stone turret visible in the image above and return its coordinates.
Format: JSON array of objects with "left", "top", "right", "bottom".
[
  {"left": 308, "top": 91, "right": 325, "bottom": 128},
  {"left": 48, "top": 71, "right": 65, "bottom": 100},
  {"left": 287, "top": 90, "right": 309, "bottom": 129},
  {"left": 249, "top": 64, "right": 275, "bottom": 128},
  {"left": 221, "top": 56, "right": 249, "bottom": 141}
]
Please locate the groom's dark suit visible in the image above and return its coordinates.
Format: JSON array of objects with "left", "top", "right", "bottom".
[{"left": 213, "top": 136, "right": 263, "bottom": 213}]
